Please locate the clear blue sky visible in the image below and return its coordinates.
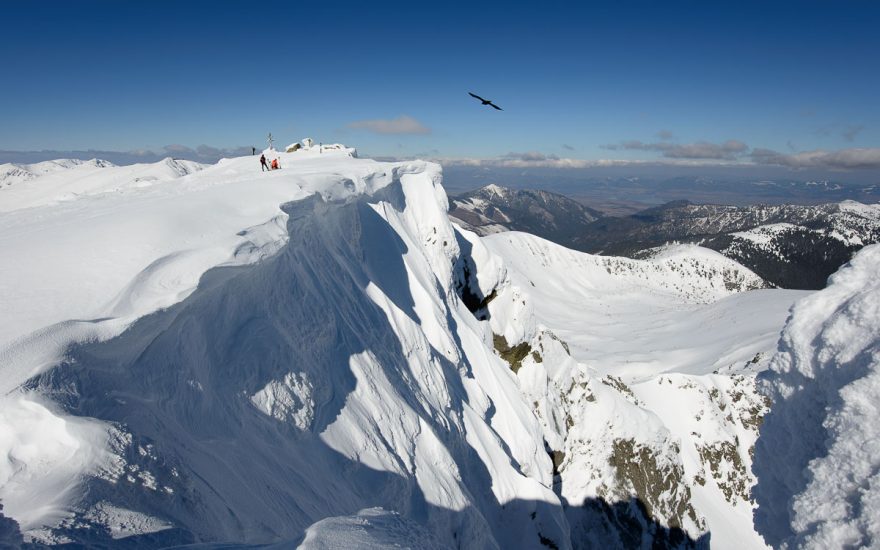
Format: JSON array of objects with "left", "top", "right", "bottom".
[{"left": 1, "top": 0, "right": 878, "bottom": 168}]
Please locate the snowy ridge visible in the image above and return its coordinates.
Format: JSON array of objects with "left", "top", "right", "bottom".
[
  {"left": 753, "top": 244, "right": 880, "bottom": 548},
  {"left": 602, "top": 199, "right": 880, "bottom": 250},
  {"left": 457, "top": 229, "right": 805, "bottom": 548},
  {"left": 0, "top": 151, "right": 833, "bottom": 548},
  {"left": 0, "top": 157, "right": 203, "bottom": 212},
  {"left": 298, "top": 508, "right": 447, "bottom": 549},
  {"left": 729, "top": 223, "right": 803, "bottom": 246},
  {"left": 566, "top": 199, "right": 880, "bottom": 289},
  {"left": 0, "top": 153, "right": 569, "bottom": 547},
  {"left": 822, "top": 200, "right": 880, "bottom": 246},
  {"left": 0, "top": 158, "right": 110, "bottom": 188},
  {"left": 484, "top": 236, "right": 767, "bottom": 309},
  {"left": 725, "top": 201, "right": 880, "bottom": 257}
]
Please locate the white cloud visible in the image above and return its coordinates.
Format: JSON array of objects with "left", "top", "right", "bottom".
[
  {"left": 603, "top": 139, "right": 749, "bottom": 160},
  {"left": 751, "top": 147, "right": 880, "bottom": 170},
  {"left": 502, "top": 151, "right": 560, "bottom": 162}
]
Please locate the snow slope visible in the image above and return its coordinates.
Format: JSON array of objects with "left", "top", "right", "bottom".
[
  {"left": 463, "top": 232, "right": 807, "bottom": 548},
  {"left": 480, "top": 236, "right": 798, "bottom": 379},
  {"left": 0, "top": 159, "right": 104, "bottom": 189},
  {"left": 0, "top": 157, "right": 205, "bottom": 212},
  {"left": 0, "top": 149, "right": 821, "bottom": 548},
  {"left": 753, "top": 244, "right": 880, "bottom": 549},
  {"left": 0, "top": 149, "right": 568, "bottom": 548},
  {"left": 724, "top": 201, "right": 880, "bottom": 252}
]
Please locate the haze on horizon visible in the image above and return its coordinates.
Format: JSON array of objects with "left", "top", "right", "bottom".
[{"left": 1, "top": 0, "right": 878, "bottom": 184}]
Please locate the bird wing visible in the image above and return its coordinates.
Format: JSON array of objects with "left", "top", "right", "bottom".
[
  {"left": 489, "top": 102, "right": 503, "bottom": 111},
  {"left": 469, "top": 92, "right": 486, "bottom": 102}
]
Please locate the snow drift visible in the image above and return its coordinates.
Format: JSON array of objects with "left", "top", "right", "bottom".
[{"left": 753, "top": 244, "right": 880, "bottom": 549}]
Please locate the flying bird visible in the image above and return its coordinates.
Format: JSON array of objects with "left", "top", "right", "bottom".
[{"left": 469, "top": 92, "right": 503, "bottom": 111}]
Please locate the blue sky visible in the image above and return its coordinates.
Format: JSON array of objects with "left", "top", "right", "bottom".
[{"left": 1, "top": 0, "right": 878, "bottom": 172}]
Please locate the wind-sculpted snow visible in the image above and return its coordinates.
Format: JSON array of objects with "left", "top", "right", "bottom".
[
  {"left": 0, "top": 151, "right": 831, "bottom": 548},
  {"left": 297, "top": 507, "right": 448, "bottom": 549},
  {"left": 1, "top": 153, "right": 569, "bottom": 548},
  {"left": 0, "top": 151, "right": 450, "bottom": 544},
  {"left": 753, "top": 244, "right": 880, "bottom": 549}
]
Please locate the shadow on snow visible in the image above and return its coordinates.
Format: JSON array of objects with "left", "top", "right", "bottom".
[{"left": 14, "top": 182, "right": 708, "bottom": 549}]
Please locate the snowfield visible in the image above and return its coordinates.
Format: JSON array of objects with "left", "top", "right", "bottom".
[{"left": 0, "top": 149, "right": 874, "bottom": 549}]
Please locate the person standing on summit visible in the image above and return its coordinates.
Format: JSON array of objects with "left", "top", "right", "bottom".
[{"left": 260, "top": 154, "right": 269, "bottom": 172}]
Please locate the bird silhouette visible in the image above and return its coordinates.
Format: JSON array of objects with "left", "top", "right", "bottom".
[{"left": 469, "top": 92, "right": 503, "bottom": 111}]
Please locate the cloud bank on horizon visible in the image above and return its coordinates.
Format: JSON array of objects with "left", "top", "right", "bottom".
[{"left": 440, "top": 145, "right": 880, "bottom": 172}]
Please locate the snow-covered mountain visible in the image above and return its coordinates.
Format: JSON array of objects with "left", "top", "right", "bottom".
[
  {"left": 450, "top": 184, "right": 601, "bottom": 239},
  {"left": 0, "top": 159, "right": 106, "bottom": 188},
  {"left": 580, "top": 200, "right": 879, "bottom": 247},
  {"left": 0, "top": 157, "right": 204, "bottom": 212},
  {"left": 1, "top": 149, "right": 568, "bottom": 547},
  {"left": 450, "top": 187, "right": 880, "bottom": 289},
  {"left": 0, "top": 150, "right": 874, "bottom": 548},
  {"left": 579, "top": 200, "right": 880, "bottom": 289},
  {"left": 460, "top": 231, "right": 800, "bottom": 548}
]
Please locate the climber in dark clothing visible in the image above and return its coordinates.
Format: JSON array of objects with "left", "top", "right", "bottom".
[{"left": 260, "top": 154, "right": 269, "bottom": 172}]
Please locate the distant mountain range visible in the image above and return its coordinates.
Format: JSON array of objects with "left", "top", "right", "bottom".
[
  {"left": 450, "top": 185, "right": 880, "bottom": 289},
  {"left": 440, "top": 165, "right": 880, "bottom": 213}
]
